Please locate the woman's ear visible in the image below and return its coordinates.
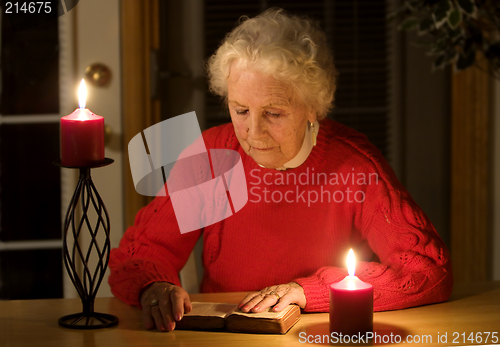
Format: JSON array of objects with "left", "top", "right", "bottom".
[{"left": 308, "top": 112, "right": 317, "bottom": 124}]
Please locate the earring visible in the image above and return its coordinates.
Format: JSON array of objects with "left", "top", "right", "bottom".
[{"left": 310, "top": 121, "right": 317, "bottom": 146}]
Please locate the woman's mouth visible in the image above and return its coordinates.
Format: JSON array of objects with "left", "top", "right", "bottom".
[{"left": 252, "top": 146, "right": 274, "bottom": 151}]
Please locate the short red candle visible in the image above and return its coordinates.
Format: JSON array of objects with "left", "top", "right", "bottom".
[
  {"left": 329, "top": 249, "right": 373, "bottom": 337},
  {"left": 60, "top": 80, "right": 105, "bottom": 167}
]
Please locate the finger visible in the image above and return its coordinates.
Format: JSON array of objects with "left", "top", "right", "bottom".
[
  {"left": 272, "top": 292, "right": 293, "bottom": 312},
  {"left": 184, "top": 299, "right": 192, "bottom": 314},
  {"left": 240, "top": 293, "right": 265, "bottom": 312},
  {"left": 150, "top": 304, "right": 167, "bottom": 331},
  {"left": 170, "top": 290, "right": 187, "bottom": 321},
  {"left": 159, "top": 300, "right": 176, "bottom": 331},
  {"left": 184, "top": 293, "right": 193, "bottom": 314},
  {"left": 238, "top": 292, "right": 261, "bottom": 310},
  {"left": 142, "top": 306, "right": 155, "bottom": 330},
  {"left": 251, "top": 294, "right": 279, "bottom": 313},
  {"left": 238, "top": 292, "right": 259, "bottom": 307}
]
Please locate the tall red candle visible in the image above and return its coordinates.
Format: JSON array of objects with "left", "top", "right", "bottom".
[
  {"left": 60, "top": 80, "right": 105, "bottom": 167},
  {"left": 330, "top": 249, "right": 373, "bottom": 337}
]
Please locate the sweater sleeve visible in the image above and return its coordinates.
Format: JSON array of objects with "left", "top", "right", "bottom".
[
  {"left": 108, "top": 194, "right": 201, "bottom": 307},
  {"left": 295, "top": 136, "right": 453, "bottom": 312},
  {"left": 108, "top": 133, "right": 218, "bottom": 307},
  {"left": 108, "top": 124, "right": 232, "bottom": 307}
]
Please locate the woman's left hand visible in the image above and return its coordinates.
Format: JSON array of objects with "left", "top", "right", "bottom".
[{"left": 238, "top": 282, "right": 306, "bottom": 313}]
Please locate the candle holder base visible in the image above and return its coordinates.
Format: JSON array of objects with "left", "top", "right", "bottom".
[{"left": 58, "top": 312, "right": 119, "bottom": 330}]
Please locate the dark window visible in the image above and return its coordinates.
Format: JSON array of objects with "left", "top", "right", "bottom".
[
  {"left": 1, "top": 17, "right": 59, "bottom": 115},
  {"left": 0, "top": 10, "right": 62, "bottom": 299},
  {"left": 0, "top": 123, "right": 61, "bottom": 241},
  {"left": 0, "top": 249, "right": 63, "bottom": 299}
]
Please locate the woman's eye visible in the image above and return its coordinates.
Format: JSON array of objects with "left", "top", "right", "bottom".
[
  {"left": 235, "top": 109, "right": 248, "bottom": 115},
  {"left": 266, "top": 111, "right": 281, "bottom": 117}
]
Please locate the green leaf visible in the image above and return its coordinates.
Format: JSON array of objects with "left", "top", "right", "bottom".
[
  {"left": 456, "top": 0, "right": 476, "bottom": 16},
  {"left": 433, "top": 54, "right": 448, "bottom": 70},
  {"left": 433, "top": 49, "right": 458, "bottom": 70},
  {"left": 447, "top": 9, "right": 462, "bottom": 29},
  {"left": 436, "top": 35, "right": 450, "bottom": 50},
  {"left": 433, "top": 0, "right": 452, "bottom": 29},
  {"left": 418, "top": 18, "right": 435, "bottom": 34},
  {"left": 449, "top": 27, "right": 463, "bottom": 39},
  {"left": 398, "top": 17, "right": 420, "bottom": 31},
  {"left": 427, "top": 36, "right": 453, "bottom": 57}
]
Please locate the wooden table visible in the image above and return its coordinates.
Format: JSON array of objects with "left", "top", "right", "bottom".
[{"left": 1, "top": 282, "right": 499, "bottom": 346}]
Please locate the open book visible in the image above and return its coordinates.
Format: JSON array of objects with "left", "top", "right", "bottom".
[{"left": 176, "top": 302, "right": 301, "bottom": 334}]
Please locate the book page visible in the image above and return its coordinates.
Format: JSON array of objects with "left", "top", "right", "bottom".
[
  {"left": 185, "top": 302, "right": 237, "bottom": 318},
  {"left": 229, "top": 304, "right": 295, "bottom": 319}
]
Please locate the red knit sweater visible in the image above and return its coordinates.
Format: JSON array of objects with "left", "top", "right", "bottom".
[{"left": 109, "top": 119, "right": 453, "bottom": 312}]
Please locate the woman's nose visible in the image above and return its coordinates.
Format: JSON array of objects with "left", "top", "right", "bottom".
[{"left": 247, "top": 112, "right": 267, "bottom": 139}]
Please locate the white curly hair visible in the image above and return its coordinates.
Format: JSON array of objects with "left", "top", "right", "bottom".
[{"left": 206, "top": 8, "right": 337, "bottom": 119}]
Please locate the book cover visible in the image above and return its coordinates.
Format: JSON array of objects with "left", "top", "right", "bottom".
[{"left": 176, "top": 302, "right": 301, "bottom": 334}]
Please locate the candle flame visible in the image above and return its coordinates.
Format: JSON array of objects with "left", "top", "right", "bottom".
[
  {"left": 347, "top": 278, "right": 356, "bottom": 290},
  {"left": 347, "top": 249, "right": 356, "bottom": 277},
  {"left": 78, "top": 79, "right": 87, "bottom": 109}
]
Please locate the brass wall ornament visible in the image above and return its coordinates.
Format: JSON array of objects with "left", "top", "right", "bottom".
[{"left": 85, "top": 63, "right": 112, "bottom": 87}]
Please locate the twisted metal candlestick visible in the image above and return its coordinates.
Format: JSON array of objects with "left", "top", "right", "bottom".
[{"left": 56, "top": 158, "right": 118, "bottom": 329}]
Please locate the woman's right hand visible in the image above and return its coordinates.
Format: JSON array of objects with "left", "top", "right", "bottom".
[{"left": 139, "top": 282, "right": 192, "bottom": 332}]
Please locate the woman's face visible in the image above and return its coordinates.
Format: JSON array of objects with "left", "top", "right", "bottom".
[{"left": 227, "top": 64, "right": 315, "bottom": 169}]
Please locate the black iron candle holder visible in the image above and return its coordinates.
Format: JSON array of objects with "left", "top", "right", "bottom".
[{"left": 55, "top": 158, "right": 119, "bottom": 329}]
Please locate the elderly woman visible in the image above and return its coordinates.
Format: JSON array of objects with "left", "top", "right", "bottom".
[{"left": 109, "top": 8, "right": 452, "bottom": 332}]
